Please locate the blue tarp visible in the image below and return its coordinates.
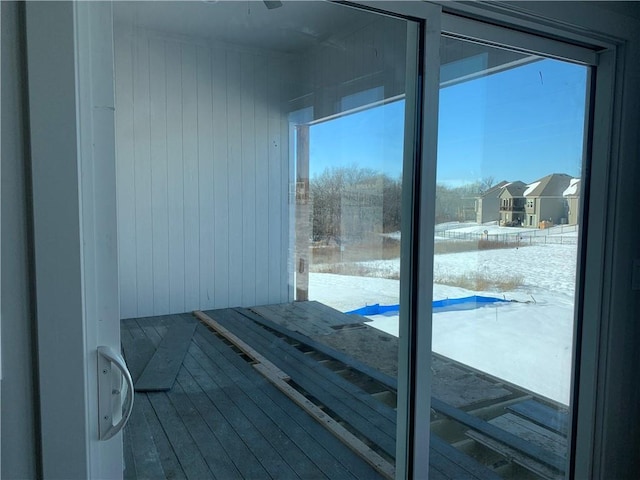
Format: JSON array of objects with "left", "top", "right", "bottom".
[{"left": 346, "top": 295, "right": 510, "bottom": 316}]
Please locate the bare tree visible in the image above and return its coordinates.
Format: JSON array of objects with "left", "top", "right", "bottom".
[{"left": 480, "top": 176, "right": 496, "bottom": 193}]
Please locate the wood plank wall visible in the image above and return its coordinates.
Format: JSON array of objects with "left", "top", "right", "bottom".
[
  {"left": 114, "top": 13, "right": 407, "bottom": 319},
  {"left": 115, "top": 27, "right": 292, "bottom": 318}
]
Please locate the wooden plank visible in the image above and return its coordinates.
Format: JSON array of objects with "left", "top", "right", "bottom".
[
  {"left": 196, "top": 44, "right": 215, "bottom": 311},
  {"left": 182, "top": 352, "right": 300, "bottom": 478},
  {"left": 126, "top": 394, "right": 166, "bottom": 480},
  {"left": 188, "top": 337, "right": 341, "bottom": 480},
  {"left": 466, "top": 430, "right": 561, "bottom": 480},
  {"left": 135, "top": 322, "right": 196, "bottom": 391},
  {"left": 201, "top": 309, "right": 397, "bottom": 457},
  {"left": 304, "top": 300, "right": 369, "bottom": 326},
  {"left": 236, "top": 306, "right": 398, "bottom": 391},
  {"left": 137, "top": 394, "right": 187, "bottom": 480},
  {"left": 254, "top": 54, "right": 270, "bottom": 307},
  {"left": 212, "top": 45, "right": 230, "bottom": 308},
  {"left": 165, "top": 40, "right": 186, "bottom": 314},
  {"left": 194, "top": 310, "right": 290, "bottom": 382},
  {"left": 251, "top": 303, "right": 318, "bottom": 336},
  {"left": 148, "top": 37, "right": 170, "bottom": 315},
  {"left": 491, "top": 413, "right": 567, "bottom": 457},
  {"left": 165, "top": 381, "right": 242, "bottom": 479},
  {"left": 133, "top": 32, "right": 154, "bottom": 318},
  {"left": 206, "top": 309, "right": 396, "bottom": 430},
  {"left": 195, "top": 316, "right": 395, "bottom": 475},
  {"left": 122, "top": 422, "right": 137, "bottom": 480},
  {"left": 207, "top": 309, "right": 395, "bottom": 423},
  {"left": 175, "top": 366, "right": 270, "bottom": 479},
  {"left": 241, "top": 51, "right": 257, "bottom": 307},
  {"left": 181, "top": 43, "right": 200, "bottom": 313},
  {"left": 432, "top": 397, "right": 566, "bottom": 472},
  {"left": 508, "top": 399, "right": 569, "bottom": 436},
  {"left": 225, "top": 50, "right": 243, "bottom": 307},
  {"left": 146, "top": 392, "right": 214, "bottom": 480},
  {"left": 266, "top": 58, "right": 284, "bottom": 303},
  {"left": 194, "top": 324, "right": 383, "bottom": 480},
  {"left": 121, "top": 333, "right": 156, "bottom": 384},
  {"left": 430, "top": 434, "right": 502, "bottom": 480},
  {"left": 255, "top": 362, "right": 395, "bottom": 480}
]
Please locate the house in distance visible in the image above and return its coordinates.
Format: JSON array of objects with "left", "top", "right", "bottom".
[{"left": 478, "top": 173, "right": 580, "bottom": 228}]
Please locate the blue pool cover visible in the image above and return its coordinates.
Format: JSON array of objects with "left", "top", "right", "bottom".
[{"left": 346, "top": 295, "right": 510, "bottom": 316}]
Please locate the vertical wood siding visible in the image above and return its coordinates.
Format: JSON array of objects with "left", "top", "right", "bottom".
[
  {"left": 115, "top": 29, "right": 290, "bottom": 318},
  {"left": 114, "top": 15, "right": 405, "bottom": 319}
]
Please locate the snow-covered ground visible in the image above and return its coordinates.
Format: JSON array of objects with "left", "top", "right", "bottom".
[{"left": 309, "top": 242, "right": 578, "bottom": 405}]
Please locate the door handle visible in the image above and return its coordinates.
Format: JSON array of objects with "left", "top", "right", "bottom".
[{"left": 97, "top": 346, "right": 134, "bottom": 441}]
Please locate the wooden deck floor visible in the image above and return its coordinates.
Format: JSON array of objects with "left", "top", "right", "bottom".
[
  {"left": 122, "top": 313, "right": 384, "bottom": 480},
  {"left": 122, "top": 302, "right": 567, "bottom": 480}
]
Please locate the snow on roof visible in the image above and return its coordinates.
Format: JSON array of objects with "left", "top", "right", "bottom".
[
  {"left": 563, "top": 178, "right": 581, "bottom": 196},
  {"left": 523, "top": 181, "right": 541, "bottom": 196}
]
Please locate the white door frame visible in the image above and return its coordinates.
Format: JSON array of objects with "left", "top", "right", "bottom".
[{"left": 26, "top": 2, "right": 123, "bottom": 478}]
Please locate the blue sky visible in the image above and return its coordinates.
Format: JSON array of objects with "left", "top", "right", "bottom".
[{"left": 308, "top": 58, "right": 588, "bottom": 186}]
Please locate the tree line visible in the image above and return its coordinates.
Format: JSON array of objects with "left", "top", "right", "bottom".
[{"left": 309, "top": 166, "right": 495, "bottom": 242}]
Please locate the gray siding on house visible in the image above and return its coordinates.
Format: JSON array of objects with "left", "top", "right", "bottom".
[
  {"left": 1, "top": 2, "right": 38, "bottom": 477},
  {"left": 567, "top": 197, "right": 580, "bottom": 225},
  {"left": 538, "top": 198, "right": 568, "bottom": 225},
  {"left": 114, "top": 27, "right": 292, "bottom": 318}
]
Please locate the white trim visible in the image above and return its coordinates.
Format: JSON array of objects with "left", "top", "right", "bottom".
[
  {"left": 440, "top": 1, "right": 621, "bottom": 50},
  {"left": 25, "top": 2, "right": 90, "bottom": 477},
  {"left": 435, "top": 3, "right": 620, "bottom": 479},
  {"left": 441, "top": 11, "right": 598, "bottom": 65},
  {"left": 27, "top": 2, "right": 124, "bottom": 477}
]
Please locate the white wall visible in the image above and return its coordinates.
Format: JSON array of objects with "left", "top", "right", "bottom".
[
  {"left": 114, "top": 26, "right": 292, "bottom": 319},
  {"left": 1, "top": 2, "right": 37, "bottom": 478},
  {"left": 113, "top": 15, "right": 407, "bottom": 319}
]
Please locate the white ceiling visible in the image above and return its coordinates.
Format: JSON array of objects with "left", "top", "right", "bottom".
[{"left": 113, "top": 1, "right": 374, "bottom": 53}]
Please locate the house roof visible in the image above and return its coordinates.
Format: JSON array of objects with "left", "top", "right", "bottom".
[
  {"left": 481, "top": 180, "right": 509, "bottom": 198},
  {"left": 563, "top": 178, "right": 581, "bottom": 197},
  {"left": 500, "top": 181, "right": 527, "bottom": 197},
  {"left": 524, "top": 173, "right": 573, "bottom": 198}
]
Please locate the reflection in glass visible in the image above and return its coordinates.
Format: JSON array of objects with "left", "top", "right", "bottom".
[{"left": 430, "top": 36, "right": 588, "bottom": 479}]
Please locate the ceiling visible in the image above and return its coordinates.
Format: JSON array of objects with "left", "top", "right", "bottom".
[{"left": 113, "top": 1, "right": 375, "bottom": 54}]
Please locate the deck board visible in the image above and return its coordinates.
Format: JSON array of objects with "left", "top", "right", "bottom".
[
  {"left": 122, "top": 317, "right": 379, "bottom": 480},
  {"left": 508, "top": 399, "right": 569, "bottom": 436},
  {"left": 204, "top": 308, "right": 397, "bottom": 457},
  {"left": 236, "top": 306, "right": 397, "bottom": 390},
  {"left": 135, "top": 322, "right": 196, "bottom": 391},
  {"left": 123, "top": 306, "right": 544, "bottom": 479},
  {"left": 187, "top": 339, "right": 329, "bottom": 479},
  {"left": 175, "top": 366, "right": 271, "bottom": 479},
  {"left": 193, "top": 328, "right": 376, "bottom": 479}
]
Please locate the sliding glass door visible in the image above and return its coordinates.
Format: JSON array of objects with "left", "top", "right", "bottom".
[
  {"left": 429, "top": 31, "right": 592, "bottom": 479},
  {"left": 33, "top": 1, "right": 602, "bottom": 478}
]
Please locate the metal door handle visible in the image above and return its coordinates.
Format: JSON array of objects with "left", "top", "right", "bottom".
[{"left": 98, "top": 346, "right": 134, "bottom": 440}]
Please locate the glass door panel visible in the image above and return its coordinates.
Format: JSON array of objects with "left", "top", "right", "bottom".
[
  {"left": 431, "top": 35, "right": 589, "bottom": 479},
  {"left": 113, "top": 1, "right": 422, "bottom": 478}
]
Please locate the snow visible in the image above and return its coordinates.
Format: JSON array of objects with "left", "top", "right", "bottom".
[
  {"left": 524, "top": 181, "right": 541, "bottom": 196},
  {"left": 563, "top": 178, "right": 580, "bottom": 196},
  {"left": 309, "top": 242, "right": 578, "bottom": 405}
]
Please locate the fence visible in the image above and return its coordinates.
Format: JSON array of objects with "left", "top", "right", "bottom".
[{"left": 435, "top": 224, "right": 579, "bottom": 245}]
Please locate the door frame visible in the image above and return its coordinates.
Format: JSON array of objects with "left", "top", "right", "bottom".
[{"left": 26, "top": 2, "right": 122, "bottom": 478}]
